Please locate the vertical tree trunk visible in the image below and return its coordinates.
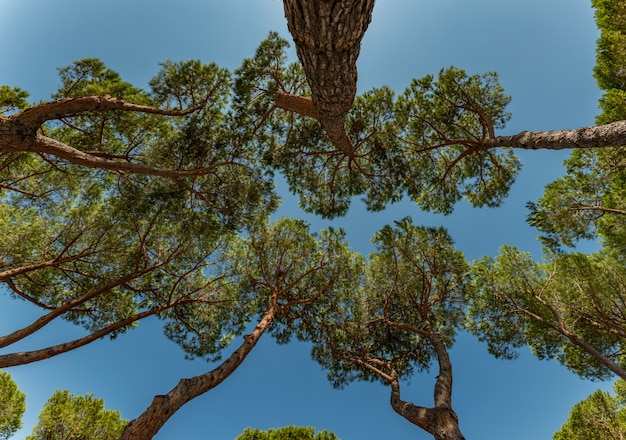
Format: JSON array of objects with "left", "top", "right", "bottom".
[{"left": 282, "top": 0, "right": 375, "bottom": 155}]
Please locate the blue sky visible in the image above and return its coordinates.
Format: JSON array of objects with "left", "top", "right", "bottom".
[{"left": 0, "top": 1, "right": 611, "bottom": 438}]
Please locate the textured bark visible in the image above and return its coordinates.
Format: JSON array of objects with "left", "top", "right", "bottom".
[
  {"left": 119, "top": 302, "right": 277, "bottom": 440},
  {"left": 282, "top": 0, "right": 375, "bottom": 155},
  {"left": 487, "top": 119, "right": 626, "bottom": 150},
  {"left": 274, "top": 91, "right": 319, "bottom": 119},
  {"left": 0, "top": 96, "right": 214, "bottom": 178},
  {"left": 389, "top": 333, "right": 465, "bottom": 440}
]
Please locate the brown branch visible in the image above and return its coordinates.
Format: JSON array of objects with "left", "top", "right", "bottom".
[
  {"left": 0, "top": 253, "right": 95, "bottom": 282},
  {"left": 388, "top": 339, "right": 465, "bottom": 440},
  {"left": 0, "top": 261, "right": 168, "bottom": 348},
  {"left": 389, "top": 378, "right": 432, "bottom": 433},
  {"left": 17, "top": 95, "right": 202, "bottom": 128},
  {"left": 0, "top": 301, "right": 177, "bottom": 368},
  {"left": 274, "top": 91, "right": 319, "bottom": 119},
  {"left": 506, "top": 287, "right": 626, "bottom": 380},
  {"left": 18, "top": 134, "right": 224, "bottom": 178},
  {"left": 119, "top": 295, "right": 279, "bottom": 440},
  {"left": 568, "top": 205, "right": 626, "bottom": 216},
  {"left": 486, "top": 120, "right": 626, "bottom": 150}
]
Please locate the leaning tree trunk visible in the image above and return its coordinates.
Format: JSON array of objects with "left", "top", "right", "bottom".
[
  {"left": 281, "top": 0, "right": 375, "bottom": 155},
  {"left": 389, "top": 332, "right": 465, "bottom": 440},
  {"left": 119, "top": 304, "right": 277, "bottom": 440}
]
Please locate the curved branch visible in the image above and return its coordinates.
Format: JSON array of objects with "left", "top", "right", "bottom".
[
  {"left": 119, "top": 296, "right": 279, "bottom": 440},
  {"left": 568, "top": 205, "right": 626, "bottom": 216},
  {"left": 0, "top": 301, "right": 176, "bottom": 368},
  {"left": 16, "top": 95, "right": 202, "bottom": 128},
  {"left": 389, "top": 375, "right": 465, "bottom": 440},
  {"left": 274, "top": 91, "right": 319, "bottom": 119},
  {"left": 0, "top": 261, "right": 168, "bottom": 348},
  {"left": 19, "top": 134, "right": 226, "bottom": 178}
]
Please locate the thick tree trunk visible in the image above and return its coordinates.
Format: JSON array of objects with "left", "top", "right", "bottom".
[
  {"left": 282, "top": 0, "right": 375, "bottom": 155},
  {"left": 119, "top": 304, "right": 277, "bottom": 440},
  {"left": 389, "top": 333, "right": 465, "bottom": 440}
]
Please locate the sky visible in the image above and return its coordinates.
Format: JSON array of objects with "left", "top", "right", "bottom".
[{"left": 0, "top": 0, "right": 612, "bottom": 439}]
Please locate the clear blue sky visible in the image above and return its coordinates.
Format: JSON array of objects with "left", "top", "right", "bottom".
[{"left": 0, "top": 1, "right": 610, "bottom": 438}]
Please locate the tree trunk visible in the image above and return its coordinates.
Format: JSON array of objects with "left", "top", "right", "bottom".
[
  {"left": 281, "top": 0, "right": 375, "bottom": 155},
  {"left": 118, "top": 304, "right": 277, "bottom": 440},
  {"left": 389, "top": 332, "right": 465, "bottom": 440}
]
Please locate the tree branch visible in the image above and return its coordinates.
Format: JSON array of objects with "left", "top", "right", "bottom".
[
  {"left": 0, "top": 261, "right": 168, "bottom": 349},
  {"left": 0, "top": 302, "right": 176, "bottom": 368},
  {"left": 16, "top": 95, "right": 202, "bottom": 128},
  {"left": 119, "top": 295, "right": 279, "bottom": 440},
  {"left": 487, "top": 120, "right": 626, "bottom": 150},
  {"left": 18, "top": 134, "right": 224, "bottom": 178}
]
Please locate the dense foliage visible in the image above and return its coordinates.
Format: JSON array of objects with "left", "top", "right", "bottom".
[
  {"left": 235, "top": 426, "right": 339, "bottom": 440},
  {"left": 2, "top": 1, "right": 626, "bottom": 439},
  {"left": 467, "top": 0, "right": 626, "bottom": 383},
  {"left": 0, "top": 370, "right": 25, "bottom": 440},
  {"left": 26, "top": 390, "right": 127, "bottom": 440},
  {"left": 554, "top": 380, "right": 626, "bottom": 440}
]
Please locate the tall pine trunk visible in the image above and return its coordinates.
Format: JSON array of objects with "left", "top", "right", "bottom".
[{"left": 282, "top": 0, "right": 375, "bottom": 155}]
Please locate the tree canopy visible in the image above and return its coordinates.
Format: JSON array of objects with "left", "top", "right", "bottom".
[
  {"left": 467, "top": 0, "right": 626, "bottom": 384},
  {"left": 25, "top": 390, "right": 127, "bottom": 440},
  {"left": 119, "top": 217, "right": 359, "bottom": 440},
  {"left": 301, "top": 218, "right": 470, "bottom": 440},
  {"left": 2, "top": 1, "right": 626, "bottom": 439},
  {"left": 554, "top": 380, "right": 626, "bottom": 440},
  {"left": 0, "top": 370, "right": 25, "bottom": 440},
  {"left": 235, "top": 425, "right": 340, "bottom": 440}
]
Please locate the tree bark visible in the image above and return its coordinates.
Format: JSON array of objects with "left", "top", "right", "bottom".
[
  {"left": 281, "top": 0, "right": 375, "bottom": 155},
  {"left": 487, "top": 119, "right": 626, "bottom": 150},
  {"left": 119, "top": 301, "right": 277, "bottom": 440},
  {"left": 389, "top": 333, "right": 465, "bottom": 440},
  {"left": 0, "top": 303, "right": 172, "bottom": 368},
  {"left": 0, "top": 96, "right": 217, "bottom": 178}
]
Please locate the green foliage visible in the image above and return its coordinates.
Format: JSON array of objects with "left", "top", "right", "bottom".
[
  {"left": 233, "top": 32, "right": 309, "bottom": 165},
  {"left": 307, "top": 217, "right": 470, "bottom": 388},
  {"left": 0, "top": 370, "right": 25, "bottom": 440},
  {"left": 468, "top": 246, "right": 626, "bottom": 380},
  {"left": 162, "top": 217, "right": 361, "bottom": 360},
  {"left": 529, "top": 0, "right": 626, "bottom": 252},
  {"left": 527, "top": 147, "right": 626, "bottom": 251},
  {"left": 554, "top": 380, "right": 626, "bottom": 440},
  {"left": 0, "top": 85, "right": 29, "bottom": 116},
  {"left": 1, "top": 56, "right": 278, "bottom": 359},
  {"left": 478, "top": 0, "right": 626, "bottom": 384},
  {"left": 228, "top": 217, "right": 363, "bottom": 346},
  {"left": 275, "top": 85, "right": 404, "bottom": 217},
  {"left": 26, "top": 390, "right": 126, "bottom": 440},
  {"left": 235, "top": 34, "right": 518, "bottom": 218},
  {"left": 236, "top": 426, "right": 340, "bottom": 440},
  {"left": 396, "top": 67, "right": 518, "bottom": 214}
]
